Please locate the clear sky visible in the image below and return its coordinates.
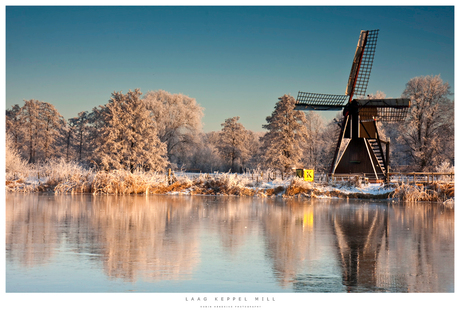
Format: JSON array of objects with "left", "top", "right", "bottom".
[{"left": 5, "top": 5, "right": 455, "bottom": 133}]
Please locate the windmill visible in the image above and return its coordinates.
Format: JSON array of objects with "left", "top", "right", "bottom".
[{"left": 294, "top": 29, "right": 410, "bottom": 181}]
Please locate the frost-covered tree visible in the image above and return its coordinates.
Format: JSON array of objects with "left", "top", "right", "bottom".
[
  {"left": 243, "top": 130, "right": 262, "bottom": 170},
  {"left": 39, "top": 101, "right": 66, "bottom": 160},
  {"left": 12, "top": 99, "right": 64, "bottom": 163},
  {"left": 63, "top": 119, "right": 76, "bottom": 162},
  {"left": 321, "top": 117, "right": 343, "bottom": 173},
  {"left": 399, "top": 75, "right": 452, "bottom": 170},
  {"left": 94, "top": 89, "right": 168, "bottom": 172},
  {"left": 5, "top": 104, "right": 22, "bottom": 151},
  {"left": 17, "top": 99, "right": 40, "bottom": 163},
  {"left": 368, "top": 90, "right": 386, "bottom": 99},
  {"left": 303, "top": 111, "right": 326, "bottom": 171},
  {"left": 86, "top": 106, "right": 106, "bottom": 161},
  {"left": 179, "top": 132, "right": 225, "bottom": 173},
  {"left": 143, "top": 90, "right": 204, "bottom": 165},
  {"left": 218, "top": 116, "right": 252, "bottom": 172},
  {"left": 436, "top": 99, "right": 454, "bottom": 165},
  {"left": 68, "top": 111, "right": 90, "bottom": 162},
  {"left": 260, "top": 94, "right": 308, "bottom": 175}
]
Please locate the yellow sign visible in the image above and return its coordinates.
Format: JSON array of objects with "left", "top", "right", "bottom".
[
  {"left": 296, "top": 169, "right": 314, "bottom": 182},
  {"left": 304, "top": 169, "right": 314, "bottom": 182}
]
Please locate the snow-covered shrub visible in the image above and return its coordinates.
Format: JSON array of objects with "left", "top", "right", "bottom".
[
  {"left": 36, "top": 158, "right": 89, "bottom": 182},
  {"left": 5, "top": 134, "right": 28, "bottom": 180},
  {"left": 434, "top": 160, "right": 454, "bottom": 183},
  {"left": 436, "top": 160, "right": 454, "bottom": 173},
  {"left": 391, "top": 182, "right": 453, "bottom": 202},
  {"left": 284, "top": 178, "right": 312, "bottom": 196},
  {"left": 91, "top": 169, "right": 167, "bottom": 195},
  {"left": 25, "top": 158, "right": 92, "bottom": 192}
]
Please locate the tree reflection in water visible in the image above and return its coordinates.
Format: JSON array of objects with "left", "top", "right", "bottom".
[
  {"left": 6, "top": 194, "right": 200, "bottom": 283},
  {"left": 6, "top": 193, "right": 454, "bottom": 292}
]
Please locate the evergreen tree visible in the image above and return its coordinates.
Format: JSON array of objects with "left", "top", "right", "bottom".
[
  {"left": 63, "top": 119, "right": 76, "bottom": 162},
  {"left": 94, "top": 89, "right": 168, "bottom": 172},
  {"left": 260, "top": 94, "right": 308, "bottom": 175},
  {"left": 39, "top": 101, "right": 66, "bottom": 160},
  {"left": 17, "top": 99, "right": 40, "bottom": 163},
  {"left": 68, "top": 111, "right": 90, "bottom": 162},
  {"left": 218, "top": 116, "right": 251, "bottom": 172}
]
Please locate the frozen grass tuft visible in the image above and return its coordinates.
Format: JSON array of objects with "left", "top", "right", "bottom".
[
  {"left": 91, "top": 170, "right": 168, "bottom": 195},
  {"left": 5, "top": 135, "right": 29, "bottom": 182},
  {"left": 284, "top": 178, "right": 312, "bottom": 196},
  {"left": 391, "top": 181, "right": 454, "bottom": 202}
]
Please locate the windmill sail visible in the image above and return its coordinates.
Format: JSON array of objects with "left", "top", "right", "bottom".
[
  {"left": 355, "top": 98, "right": 411, "bottom": 122},
  {"left": 294, "top": 92, "right": 348, "bottom": 111},
  {"left": 345, "top": 30, "right": 379, "bottom": 100}
]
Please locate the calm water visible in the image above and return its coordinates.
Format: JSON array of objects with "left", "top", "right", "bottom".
[{"left": 5, "top": 193, "right": 454, "bottom": 293}]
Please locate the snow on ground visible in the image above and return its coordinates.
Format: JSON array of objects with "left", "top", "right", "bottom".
[
  {"left": 321, "top": 183, "right": 394, "bottom": 195},
  {"left": 172, "top": 171, "right": 395, "bottom": 198}
]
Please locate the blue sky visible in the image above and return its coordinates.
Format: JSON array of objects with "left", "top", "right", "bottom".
[{"left": 5, "top": 6, "right": 455, "bottom": 132}]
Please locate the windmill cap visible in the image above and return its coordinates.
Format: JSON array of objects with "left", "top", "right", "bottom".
[{"left": 353, "top": 98, "right": 410, "bottom": 108}]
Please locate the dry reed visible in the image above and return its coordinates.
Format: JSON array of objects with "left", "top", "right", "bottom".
[
  {"left": 391, "top": 181, "right": 454, "bottom": 202},
  {"left": 5, "top": 164, "right": 454, "bottom": 203}
]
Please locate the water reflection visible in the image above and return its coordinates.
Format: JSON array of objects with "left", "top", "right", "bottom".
[
  {"left": 90, "top": 195, "right": 200, "bottom": 282},
  {"left": 5, "top": 194, "right": 454, "bottom": 292},
  {"left": 330, "top": 204, "right": 388, "bottom": 291},
  {"left": 205, "top": 198, "right": 258, "bottom": 256},
  {"left": 6, "top": 194, "right": 200, "bottom": 283},
  {"left": 260, "top": 200, "right": 331, "bottom": 289}
]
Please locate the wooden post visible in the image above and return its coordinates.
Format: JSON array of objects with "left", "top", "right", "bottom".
[{"left": 385, "top": 141, "right": 390, "bottom": 181}]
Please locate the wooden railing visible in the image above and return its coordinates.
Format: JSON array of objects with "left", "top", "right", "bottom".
[
  {"left": 321, "top": 172, "right": 454, "bottom": 185},
  {"left": 388, "top": 172, "right": 454, "bottom": 185}
]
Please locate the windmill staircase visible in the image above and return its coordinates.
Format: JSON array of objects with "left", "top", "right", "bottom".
[{"left": 367, "top": 138, "right": 388, "bottom": 181}]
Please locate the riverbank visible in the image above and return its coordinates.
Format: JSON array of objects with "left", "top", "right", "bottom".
[{"left": 5, "top": 167, "right": 454, "bottom": 204}]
